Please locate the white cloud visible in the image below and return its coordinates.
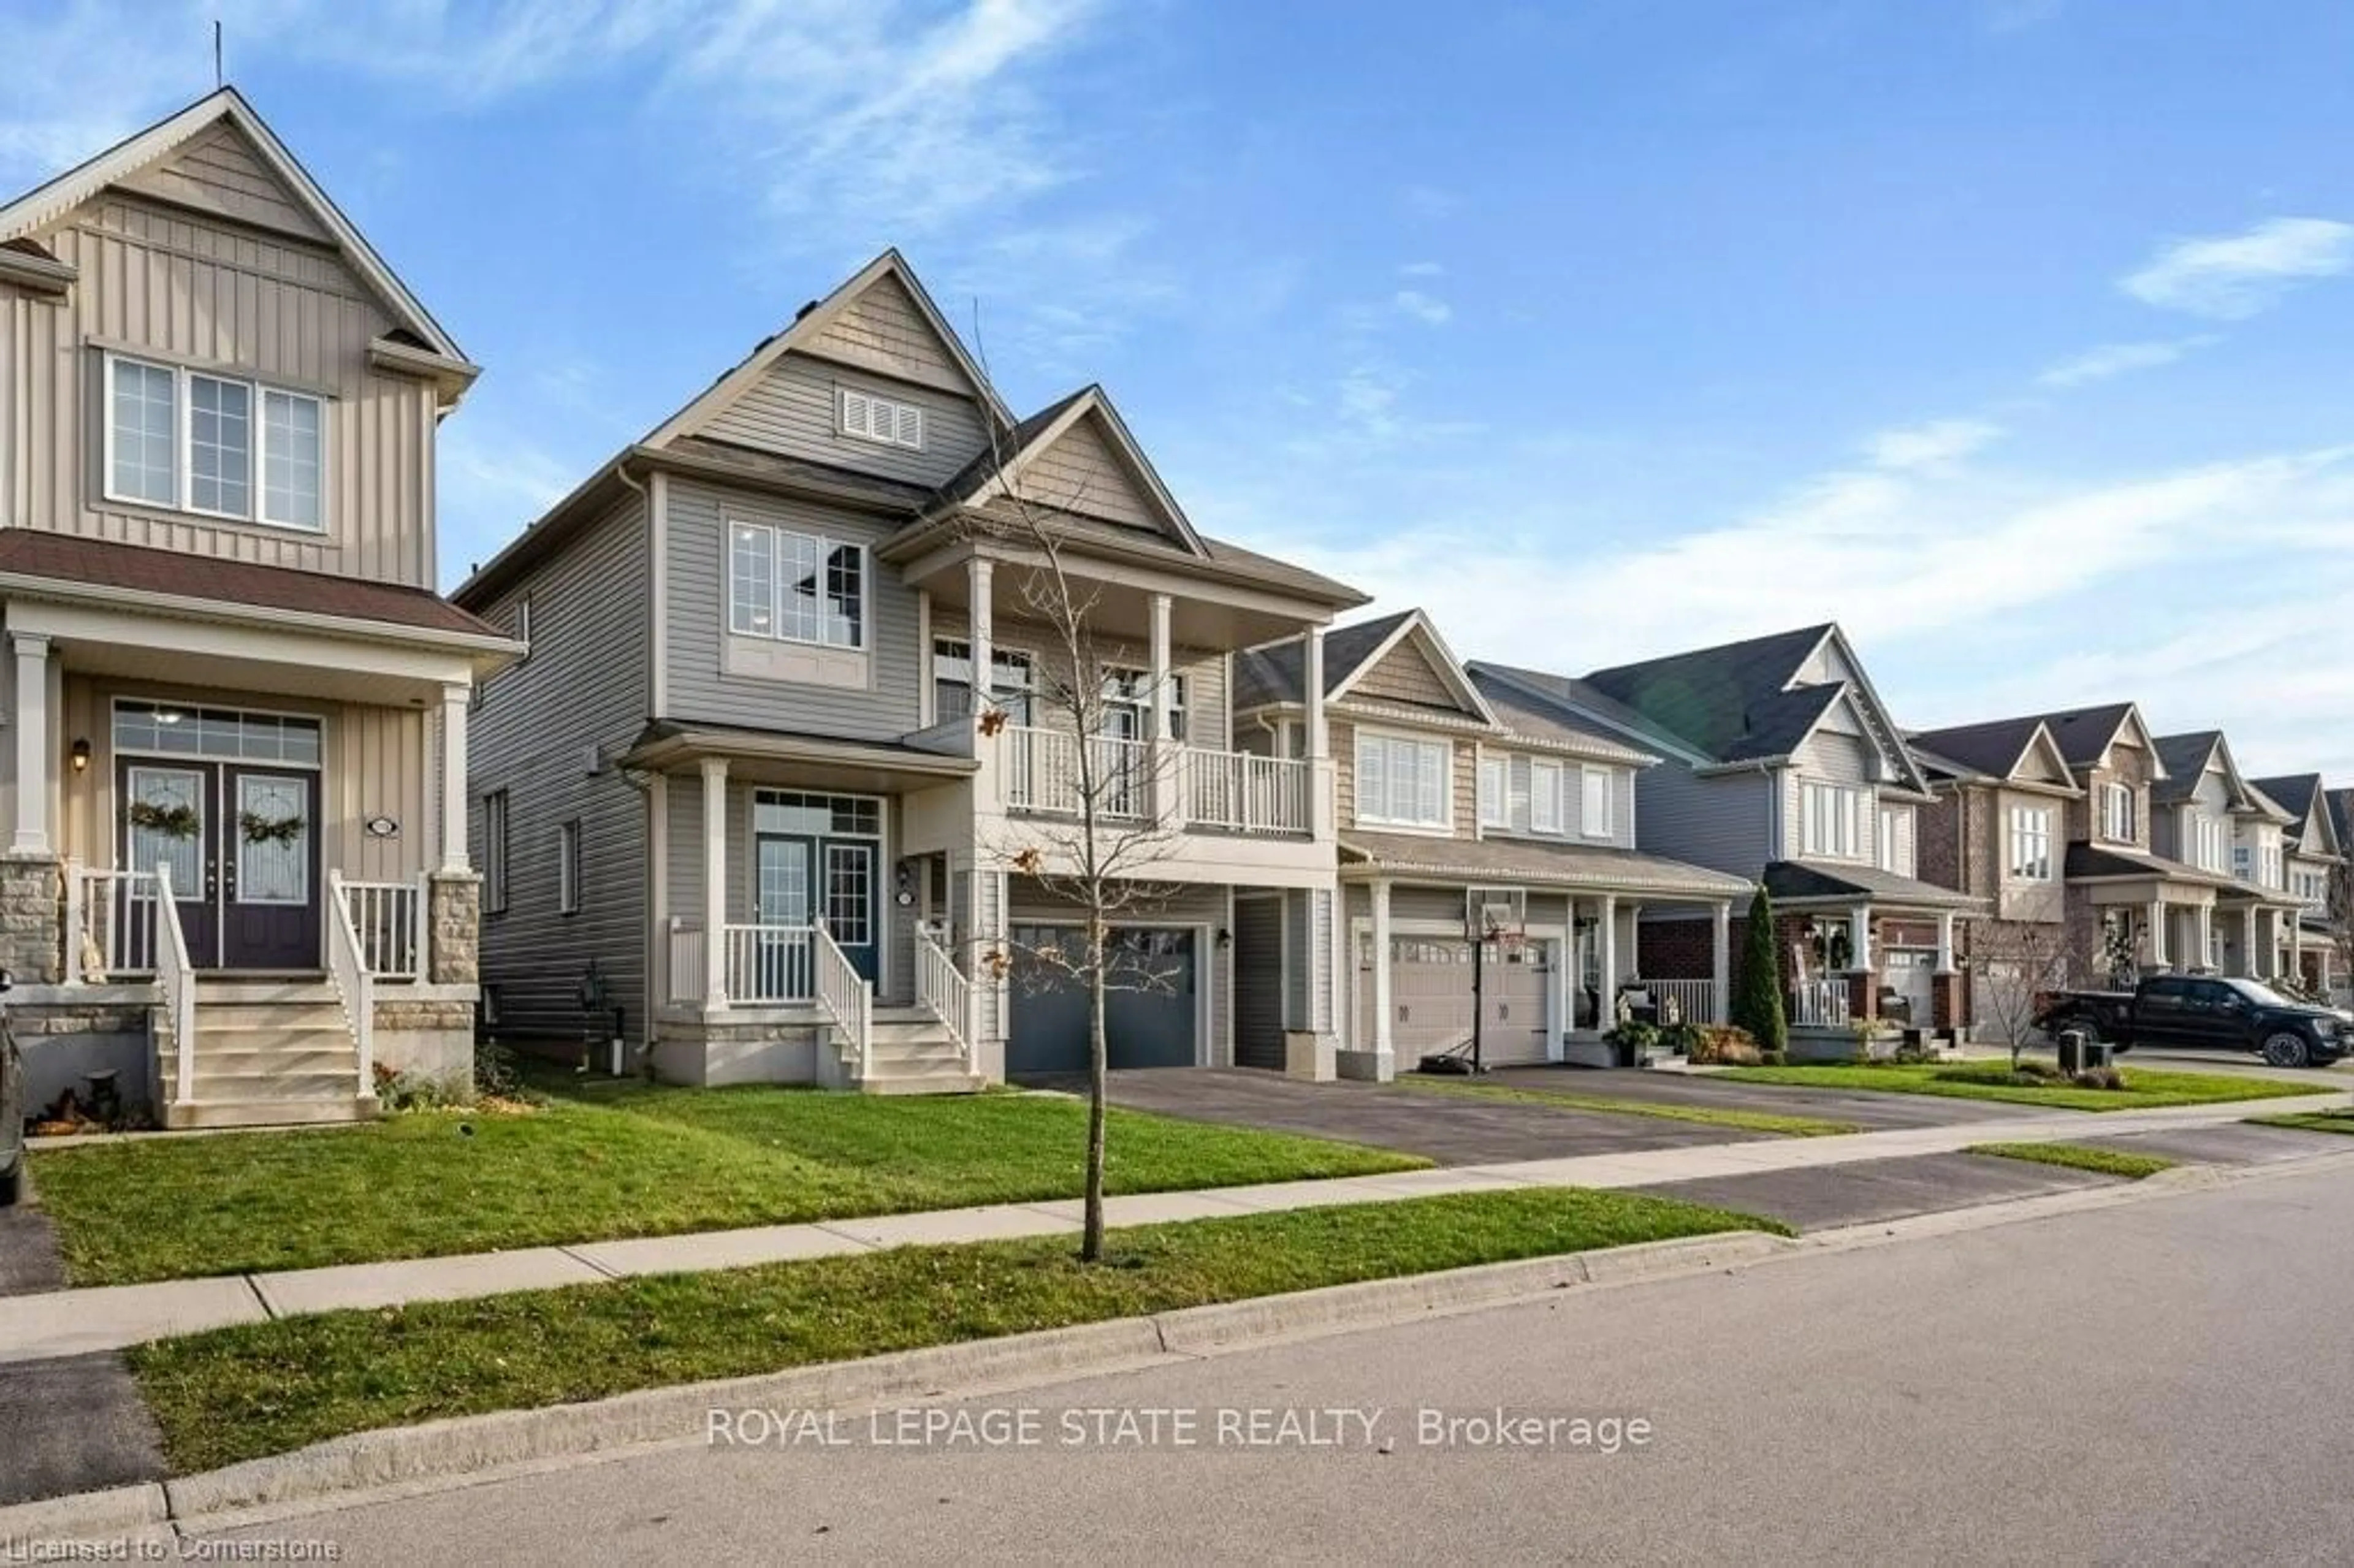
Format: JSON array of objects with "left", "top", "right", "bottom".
[
  {"left": 1398, "top": 261, "right": 1445, "bottom": 278},
  {"left": 1392, "top": 289, "right": 1452, "bottom": 325},
  {"left": 2035, "top": 337, "right": 2213, "bottom": 388},
  {"left": 2122, "top": 216, "right": 2354, "bottom": 319},
  {"left": 1864, "top": 418, "right": 2003, "bottom": 471}
]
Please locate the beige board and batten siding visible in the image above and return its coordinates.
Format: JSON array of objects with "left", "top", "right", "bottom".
[
  {"left": 2, "top": 189, "right": 439, "bottom": 586},
  {"left": 699, "top": 354, "right": 989, "bottom": 490},
  {"left": 470, "top": 495, "right": 652, "bottom": 1040},
  {"left": 661, "top": 476, "right": 924, "bottom": 741}
]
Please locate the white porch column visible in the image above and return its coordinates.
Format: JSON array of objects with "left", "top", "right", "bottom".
[
  {"left": 1599, "top": 893, "right": 1619, "bottom": 1022},
  {"left": 2239, "top": 906, "right": 2257, "bottom": 978},
  {"left": 1370, "top": 880, "right": 1393, "bottom": 1060},
  {"left": 1148, "top": 590, "right": 1178, "bottom": 828},
  {"left": 1148, "top": 592, "right": 1173, "bottom": 738},
  {"left": 437, "top": 680, "right": 470, "bottom": 872},
  {"left": 2198, "top": 906, "right": 2217, "bottom": 972},
  {"left": 1303, "top": 626, "right": 1331, "bottom": 840},
  {"left": 9, "top": 634, "right": 50, "bottom": 856},
  {"left": 701, "top": 757, "right": 729, "bottom": 1005},
  {"left": 647, "top": 772, "right": 670, "bottom": 1017},
  {"left": 1934, "top": 910, "right": 1956, "bottom": 973},
  {"left": 2290, "top": 909, "right": 2304, "bottom": 983},
  {"left": 1627, "top": 904, "right": 1643, "bottom": 978},
  {"left": 1710, "top": 900, "right": 1732, "bottom": 1024},
  {"left": 2149, "top": 899, "right": 2170, "bottom": 970},
  {"left": 1848, "top": 905, "right": 1873, "bottom": 973}
]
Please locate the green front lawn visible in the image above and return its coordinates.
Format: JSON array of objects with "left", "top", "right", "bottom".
[
  {"left": 128, "top": 1186, "right": 1784, "bottom": 1474},
  {"left": 1398, "top": 1077, "right": 1860, "bottom": 1138},
  {"left": 31, "top": 1080, "right": 1425, "bottom": 1287},
  {"left": 2249, "top": 1110, "right": 2354, "bottom": 1135},
  {"left": 1720, "top": 1062, "right": 2322, "bottom": 1112},
  {"left": 1966, "top": 1141, "right": 2177, "bottom": 1179}
]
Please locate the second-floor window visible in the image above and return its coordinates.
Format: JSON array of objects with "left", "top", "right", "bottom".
[
  {"left": 1477, "top": 756, "right": 1508, "bottom": 829},
  {"left": 1102, "top": 669, "right": 1187, "bottom": 742},
  {"left": 1877, "top": 804, "right": 1914, "bottom": 877},
  {"left": 932, "top": 639, "right": 1034, "bottom": 725},
  {"left": 482, "top": 789, "right": 510, "bottom": 915},
  {"left": 2260, "top": 841, "right": 2283, "bottom": 889},
  {"left": 2008, "top": 805, "right": 2052, "bottom": 881},
  {"left": 2099, "top": 781, "right": 2136, "bottom": 843},
  {"left": 729, "top": 522, "right": 864, "bottom": 649},
  {"left": 1530, "top": 759, "right": 1563, "bottom": 833},
  {"left": 1357, "top": 733, "right": 1449, "bottom": 829},
  {"left": 557, "top": 819, "right": 581, "bottom": 916},
  {"left": 1582, "top": 767, "right": 1613, "bottom": 839},
  {"left": 105, "top": 353, "right": 325, "bottom": 531},
  {"left": 1800, "top": 781, "right": 1862, "bottom": 859},
  {"left": 2188, "top": 812, "right": 2227, "bottom": 873}
]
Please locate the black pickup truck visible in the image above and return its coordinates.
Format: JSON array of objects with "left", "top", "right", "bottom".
[{"left": 2036, "top": 974, "right": 2354, "bottom": 1068}]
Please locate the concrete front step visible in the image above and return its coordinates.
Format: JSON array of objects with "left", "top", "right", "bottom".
[
  {"left": 164, "top": 1046, "right": 361, "bottom": 1082},
  {"left": 172, "top": 1070, "right": 367, "bottom": 1103},
  {"left": 162, "top": 1095, "right": 379, "bottom": 1130},
  {"left": 868, "top": 1041, "right": 968, "bottom": 1068},
  {"left": 192, "top": 1002, "right": 351, "bottom": 1032},
  {"left": 192, "top": 978, "right": 338, "bottom": 1006},
  {"left": 858, "top": 1070, "right": 987, "bottom": 1097}
]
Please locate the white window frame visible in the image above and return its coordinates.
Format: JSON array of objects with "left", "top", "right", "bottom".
[
  {"left": 932, "top": 637, "right": 1035, "bottom": 724},
  {"left": 1476, "top": 755, "right": 1509, "bottom": 830},
  {"left": 557, "top": 818, "right": 581, "bottom": 916},
  {"left": 1530, "top": 759, "right": 1564, "bottom": 834},
  {"left": 1800, "top": 780, "right": 1862, "bottom": 860},
  {"left": 2099, "top": 781, "right": 2136, "bottom": 844},
  {"left": 101, "top": 351, "right": 326, "bottom": 533},
  {"left": 1876, "top": 803, "right": 1913, "bottom": 876},
  {"left": 836, "top": 386, "right": 924, "bottom": 451},
  {"left": 727, "top": 520, "right": 869, "bottom": 650},
  {"left": 2007, "top": 804, "right": 2052, "bottom": 881},
  {"left": 1355, "top": 730, "right": 1451, "bottom": 831},
  {"left": 1580, "top": 767, "right": 1613, "bottom": 840},
  {"left": 483, "top": 790, "right": 510, "bottom": 916}
]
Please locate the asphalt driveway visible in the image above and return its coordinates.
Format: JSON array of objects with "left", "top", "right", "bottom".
[
  {"left": 1089, "top": 1068, "right": 1773, "bottom": 1165},
  {"left": 1479, "top": 1065, "right": 2084, "bottom": 1130},
  {"left": 1632, "top": 1151, "right": 2123, "bottom": 1231}
]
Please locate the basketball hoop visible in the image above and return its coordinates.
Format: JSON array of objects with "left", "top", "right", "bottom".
[{"left": 1466, "top": 886, "right": 1528, "bottom": 954}]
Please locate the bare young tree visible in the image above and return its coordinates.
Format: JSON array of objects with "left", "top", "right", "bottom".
[
  {"left": 1970, "top": 920, "right": 2078, "bottom": 1065},
  {"left": 954, "top": 342, "right": 1190, "bottom": 1263},
  {"left": 2328, "top": 847, "right": 2354, "bottom": 1008}
]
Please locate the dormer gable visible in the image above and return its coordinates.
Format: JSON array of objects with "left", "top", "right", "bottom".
[
  {"left": 951, "top": 386, "right": 1205, "bottom": 554},
  {"left": 1328, "top": 609, "right": 1495, "bottom": 725}
]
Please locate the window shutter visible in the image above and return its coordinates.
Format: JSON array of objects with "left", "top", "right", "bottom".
[
  {"left": 894, "top": 403, "right": 923, "bottom": 448},
  {"left": 840, "top": 390, "right": 871, "bottom": 438}
]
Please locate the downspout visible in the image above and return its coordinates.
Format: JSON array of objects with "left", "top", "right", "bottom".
[{"left": 611, "top": 459, "right": 655, "bottom": 1072}]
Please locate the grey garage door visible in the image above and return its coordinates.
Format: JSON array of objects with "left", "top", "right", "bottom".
[
  {"left": 1007, "top": 925, "right": 1200, "bottom": 1076},
  {"left": 1358, "top": 934, "right": 1551, "bottom": 1064}
]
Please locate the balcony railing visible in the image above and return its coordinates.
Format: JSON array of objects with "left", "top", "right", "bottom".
[
  {"left": 1634, "top": 978, "right": 1716, "bottom": 1027},
  {"left": 1002, "top": 726, "right": 1151, "bottom": 820},
  {"left": 1182, "top": 748, "right": 1308, "bottom": 836},
  {"left": 999, "top": 726, "right": 1312, "bottom": 838}
]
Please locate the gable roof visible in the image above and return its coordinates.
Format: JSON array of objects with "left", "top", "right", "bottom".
[
  {"left": 1232, "top": 609, "right": 1495, "bottom": 723},
  {"left": 0, "top": 87, "right": 469, "bottom": 374},
  {"left": 1579, "top": 624, "right": 1837, "bottom": 760},
  {"left": 2150, "top": 729, "right": 2286, "bottom": 818},
  {"left": 1906, "top": 716, "right": 2048, "bottom": 782},
  {"left": 644, "top": 249, "right": 1013, "bottom": 448},
  {"left": 2034, "top": 703, "right": 2154, "bottom": 772},
  {"left": 2331, "top": 790, "right": 2354, "bottom": 854},
  {"left": 1466, "top": 662, "right": 1712, "bottom": 766},
  {"left": 1467, "top": 679, "right": 1658, "bottom": 767},
  {"left": 2252, "top": 774, "right": 2342, "bottom": 856},
  {"left": 935, "top": 384, "right": 1204, "bottom": 554}
]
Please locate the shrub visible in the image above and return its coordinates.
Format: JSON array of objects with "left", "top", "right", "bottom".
[
  {"left": 1731, "top": 887, "right": 1788, "bottom": 1055},
  {"left": 474, "top": 1040, "right": 530, "bottom": 1103},
  {"left": 1686, "top": 1024, "right": 1761, "bottom": 1066},
  {"left": 371, "top": 1062, "right": 449, "bottom": 1114},
  {"left": 1606, "top": 1019, "right": 1663, "bottom": 1056},
  {"left": 1656, "top": 1020, "right": 1705, "bottom": 1056},
  {"left": 2071, "top": 1067, "right": 2126, "bottom": 1092},
  {"left": 2012, "top": 1059, "right": 2062, "bottom": 1081},
  {"left": 1757, "top": 1049, "right": 1786, "bottom": 1067}
]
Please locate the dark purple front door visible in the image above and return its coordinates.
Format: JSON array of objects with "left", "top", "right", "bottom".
[{"left": 121, "top": 759, "right": 320, "bottom": 971}]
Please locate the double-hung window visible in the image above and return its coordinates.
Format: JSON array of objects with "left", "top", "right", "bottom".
[
  {"left": 932, "top": 639, "right": 1034, "bottom": 725},
  {"left": 1581, "top": 768, "right": 1613, "bottom": 839},
  {"left": 1357, "top": 733, "right": 1450, "bottom": 829},
  {"left": 1102, "top": 669, "right": 1187, "bottom": 742},
  {"left": 2008, "top": 805, "right": 2052, "bottom": 881},
  {"left": 2188, "top": 812, "right": 2226, "bottom": 873},
  {"left": 1529, "top": 759, "right": 1563, "bottom": 834},
  {"left": 2099, "top": 782, "right": 2136, "bottom": 844},
  {"left": 1800, "top": 782, "right": 1862, "bottom": 859},
  {"left": 1476, "top": 756, "right": 1509, "bottom": 829},
  {"left": 104, "top": 353, "right": 324, "bottom": 531},
  {"left": 1876, "top": 804, "right": 1913, "bottom": 876},
  {"left": 729, "top": 522, "right": 865, "bottom": 649}
]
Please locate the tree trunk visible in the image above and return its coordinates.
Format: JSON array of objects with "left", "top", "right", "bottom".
[{"left": 1084, "top": 911, "right": 1108, "bottom": 1263}]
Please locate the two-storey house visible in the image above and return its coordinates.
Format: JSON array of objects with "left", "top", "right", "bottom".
[
  {"left": 1469, "top": 625, "right": 1979, "bottom": 1038},
  {"left": 1906, "top": 716, "right": 2083, "bottom": 1038},
  {"left": 1232, "top": 610, "right": 1750, "bottom": 1076},
  {"left": 2249, "top": 772, "right": 2344, "bottom": 997},
  {"left": 0, "top": 91, "right": 516, "bottom": 1127},
  {"left": 455, "top": 251, "right": 1360, "bottom": 1092},
  {"left": 2147, "top": 730, "right": 2304, "bottom": 980}
]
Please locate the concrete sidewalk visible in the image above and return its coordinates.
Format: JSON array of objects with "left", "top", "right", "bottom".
[{"left": 2, "top": 1089, "right": 2343, "bottom": 1364}]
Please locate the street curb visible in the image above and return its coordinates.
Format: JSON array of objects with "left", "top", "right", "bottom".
[
  {"left": 19, "top": 1230, "right": 1794, "bottom": 1536},
  {"left": 0, "top": 1482, "right": 169, "bottom": 1539}
]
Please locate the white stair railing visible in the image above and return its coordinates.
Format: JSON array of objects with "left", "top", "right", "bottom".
[
  {"left": 1790, "top": 979, "right": 1851, "bottom": 1029},
  {"left": 152, "top": 866, "right": 197, "bottom": 1105},
  {"left": 913, "top": 924, "right": 972, "bottom": 1069},
  {"left": 720, "top": 924, "right": 815, "bottom": 1003},
  {"left": 324, "top": 870, "right": 376, "bottom": 1098},
  {"left": 337, "top": 877, "right": 422, "bottom": 978},
  {"left": 66, "top": 862, "right": 161, "bottom": 980},
  {"left": 811, "top": 918, "right": 874, "bottom": 1078},
  {"left": 1635, "top": 978, "right": 1716, "bottom": 1027}
]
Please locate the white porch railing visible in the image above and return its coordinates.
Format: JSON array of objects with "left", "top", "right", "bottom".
[
  {"left": 338, "top": 876, "right": 425, "bottom": 979},
  {"left": 324, "top": 870, "right": 376, "bottom": 1097},
  {"left": 913, "top": 923, "right": 971, "bottom": 1067},
  {"left": 1636, "top": 978, "right": 1716, "bottom": 1027},
  {"left": 153, "top": 866, "right": 197, "bottom": 1106},
  {"left": 721, "top": 923, "right": 816, "bottom": 1005},
  {"left": 666, "top": 918, "right": 707, "bottom": 1006},
  {"left": 1182, "top": 747, "right": 1309, "bottom": 835},
  {"left": 812, "top": 919, "right": 874, "bottom": 1078},
  {"left": 1002, "top": 725, "right": 1151, "bottom": 820},
  {"left": 1791, "top": 979, "right": 1851, "bottom": 1028},
  {"left": 65, "top": 862, "right": 159, "bottom": 980}
]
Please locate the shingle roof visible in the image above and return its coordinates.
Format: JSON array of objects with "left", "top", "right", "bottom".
[
  {"left": 2253, "top": 773, "right": 2322, "bottom": 829},
  {"left": 1233, "top": 611, "right": 1417, "bottom": 710},
  {"left": 2150, "top": 731, "right": 2223, "bottom": 803},
  {"left": 1578, "top": 623, "right": 1835, "bottom": 759},
  {"left": 934, "top": 390, "right": 1090, "bottom": 505},
  {"left": 2062, "top": 840, "right": 2253, "bottom": 894},
  {"left": 1718, "top": 683, "right": 1845, "bottom": 764},
  {"left": 1906, "top": 716, "right": 2049, "bottom": 781},
  {"left": 1465, "top": 662, "right": 1706, "bottom": 761},
  {"left": 2030, "top": 704, "right": 2139, "bottom": 769},
  {"left": 0, "top": 530, "right": 502, "bottom": 637},
  {"left": 1762, "top": 859, "right": 1981, "bottom": 910},
  {"left": 1469, "top": 677, "right": 1658, "bottom": 766},
  {"left": 1339, "top": 829, "right": 1752, "bottom": 899}
]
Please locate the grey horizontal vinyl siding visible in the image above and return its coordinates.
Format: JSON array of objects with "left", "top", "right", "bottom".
[
  {"left": 700, "top": 354, "right": 988, "bottom": 489},
  {"left": 471, "top": 494, "right": 652, "bottom": 1041},
  {"left": 663, "top": 476, "right": 923, "bottom": 739},
  {"left": 1786, "top": 731, "right": 1876, "bottom": 862},
  {"left": 1632, "top": 763, "right": 1774, "bottom": 879}
]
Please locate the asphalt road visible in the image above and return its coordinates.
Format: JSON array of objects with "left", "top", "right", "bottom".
[{"left": 194, "top": 1162, "right": 2354, "bottom": 1565}]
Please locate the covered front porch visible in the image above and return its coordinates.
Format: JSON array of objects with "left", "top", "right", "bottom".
[
  {"left": 0, "top": 567, "right": 508, "bottom": 1126},
  {"left": 2068, "top": 842, "right": 2291, "bottom": 984},
  {"left": 1763, "top": 861, "right": 1984, "bottom": 1038}
]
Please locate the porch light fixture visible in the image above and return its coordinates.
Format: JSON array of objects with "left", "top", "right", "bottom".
[
  {"left": 1216, "top": 928, "right": 1233, "bottom": 950},
  {"left": 69, "top": 738, "right": 90, "bottom": 774}
]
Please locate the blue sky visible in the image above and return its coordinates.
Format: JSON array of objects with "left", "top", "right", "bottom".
[{"left": 7, "top": 1, "right": 2354, "bottom": 776}]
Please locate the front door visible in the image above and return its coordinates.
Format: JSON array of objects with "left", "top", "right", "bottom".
[
  {"left": 755, "top": 833, "right": 878, "bottom": 984},
  {"left": 120, "top": 759, "right": 321, "bottom": 970}
]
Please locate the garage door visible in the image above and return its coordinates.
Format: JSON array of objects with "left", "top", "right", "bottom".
[
  {"left": 1007, "top": 925, "right": 1200, "bottom": 1076},
  {"left": 1358, "top": 935, "right": 1550, "bottom": 1064}
]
